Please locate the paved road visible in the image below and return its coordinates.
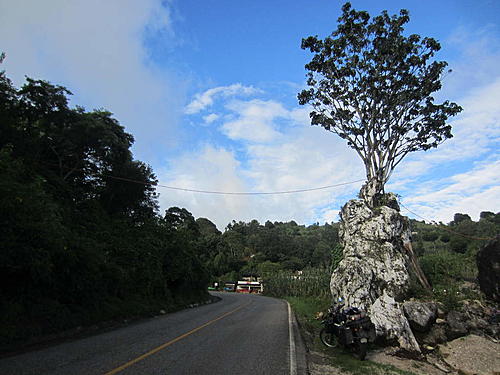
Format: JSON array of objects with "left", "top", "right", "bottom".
[{"left": 0, "top": 293, "right": 304, "bottom": 375}]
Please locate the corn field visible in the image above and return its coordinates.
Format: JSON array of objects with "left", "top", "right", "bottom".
[{"left": 263, "top": 267, "right": 331, "bottom": 299}]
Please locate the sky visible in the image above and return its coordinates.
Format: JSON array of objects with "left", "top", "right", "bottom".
[{"left": 1, "top": 0, "right": 499, "bottom": 229}]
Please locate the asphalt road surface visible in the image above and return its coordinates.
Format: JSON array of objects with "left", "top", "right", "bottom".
[{"left": 0, "top": 292, "right": 305, "bottom": 375}]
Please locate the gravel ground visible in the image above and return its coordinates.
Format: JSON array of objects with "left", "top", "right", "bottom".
[{"left": 439, "top": 335, "right": 500, "bottom": 375}]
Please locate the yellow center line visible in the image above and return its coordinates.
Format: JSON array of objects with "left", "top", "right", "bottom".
[{"left": 103, "top": 301, "right": 251, "bottom": 375}]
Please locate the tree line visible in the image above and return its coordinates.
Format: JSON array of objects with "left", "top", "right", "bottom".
[
  {"left": 205, "top": 212, "right": 499, "bottom": 288},
  {"left": 1, "top": 63, "right": 497, "bottom": 347},
  {"left": 199, "top": 219, "right": 339, "bottom": 283},
  {"left": 0, "top": 68, "right": 209, "bottom": 348}
]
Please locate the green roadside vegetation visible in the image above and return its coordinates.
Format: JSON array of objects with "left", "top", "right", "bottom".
[
  {"left": 284, "top": 294, "right": 417, "bottom": 374},
  {"left": 257, "top": 211, "right": 499, "bottom": 374},
  {"left": 266, "top": 278, "right": 417, "bottom": 374},
  {"left": 406, "top": 213, "right": 498, "bottom": 310},
  {"left": 1, "top": 63, "right": 498, "bottom": 357},
  {"left": 0, "top": 71, "right": 210, "bottom": 351}
]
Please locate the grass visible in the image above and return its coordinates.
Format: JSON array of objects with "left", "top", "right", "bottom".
[
  {"left": 285, "top": 295, "right": 417, "bottom": 375},
  {"left": 285, "top": 295, "right": 330, "bottom": 331}
]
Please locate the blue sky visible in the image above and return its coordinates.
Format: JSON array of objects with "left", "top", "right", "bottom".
[{"left": 1, "top": 0, "right": 499, "bottom": 229}]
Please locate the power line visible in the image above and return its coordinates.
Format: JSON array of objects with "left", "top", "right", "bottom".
[
  {"left": 39, "top": 161, "right": 365, "bottom": 195},
  {"left": 399, "top": 201, "right": 495, "bottom": 241},
  {"left": 399, "top": 201, "right": 430, "bottom": 222},
  {"left": 96, "top": 174, "right": 498, "bottom": 241},
  {"left": 48, "top": 161, "right": 496, "bottom": 232},
  {"left": 109, "top": 175, "right": 366, "bottom": 195},
  {"left": 41, "top": 161, "right": 497, "bottom": 241}
]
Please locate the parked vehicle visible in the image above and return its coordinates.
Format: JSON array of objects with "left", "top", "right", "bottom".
[
  {"left": 236, "top": 281, "right": 263, "bottom": 294},
  {"left": 319, "top": 299, "right": 376, "bottom": 360}
]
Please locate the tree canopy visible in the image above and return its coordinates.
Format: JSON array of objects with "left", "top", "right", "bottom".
[
  {"left": 0, "top": 67, "right": 209, "bottom": 348},
  {"left": 298, "top": 2, "right": 462, "bottom": 206}
]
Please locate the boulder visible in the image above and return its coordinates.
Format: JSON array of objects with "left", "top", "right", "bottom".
[
  {"left": 476, "top": 236, "right": 500, "bottom": 302},
  {"left": 446, "top": 311, "right": 469, "bottom": 340},
  {"left": 466, "top": 316, "right": 489, "bottom": 332},
  {"left": 331, "top": 196, "right": 420, "bottom": 353},
  {"left": 403, "top": 301, "right": 437, "bottom": 332},
  {"left": 369, "top": 291, "right": 420, "bottom": 352},
  {"left": 420, "top": 324, "right": 447, "bottom": 346}
]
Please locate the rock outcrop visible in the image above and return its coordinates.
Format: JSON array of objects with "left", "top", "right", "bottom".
[
  {"left": 330, "top": 194, "right": 421, "bottom": 353},
  {"left": 446, "top": 311, "right": 469, "bottom": 340}
]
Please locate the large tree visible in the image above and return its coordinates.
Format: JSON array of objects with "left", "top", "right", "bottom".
[
  {"left": 0, "top": 65, "right": 211, "bottom": 345},
  {"left": 298, "top": 2, "right": 462, "bottom": 207}
]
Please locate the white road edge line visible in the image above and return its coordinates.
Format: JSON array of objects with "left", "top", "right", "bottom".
[{"left": 287, "top": 301, "right": 297, "bottom": 375}]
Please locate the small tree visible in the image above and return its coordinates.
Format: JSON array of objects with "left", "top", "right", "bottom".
[{"left": 298, "top": 2, "right": 462, "bottom": 207}]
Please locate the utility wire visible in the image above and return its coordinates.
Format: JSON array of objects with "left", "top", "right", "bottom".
[
  {"left": 114, "top": 174, "right": 498, "bottom": 240},
  {"left": 102, "top": 175, "right": 365, "bottom": 195},
  {"left": 40, "top": 161, "right": 497, "bottom": 240},
  {"left": 399, "top": 201, "right": 496, "bottom": 241},
  {"left": 41, "top": 161, "right": 365, "bottom": 195}
]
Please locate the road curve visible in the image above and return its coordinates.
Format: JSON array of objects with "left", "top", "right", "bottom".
[{"left": 0, "top": 292, "right": 301, "bottom": 375}]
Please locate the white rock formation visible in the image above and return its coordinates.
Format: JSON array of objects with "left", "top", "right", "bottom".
[{"left": 330, "top": 194, "right": 421, "bottom": 353}]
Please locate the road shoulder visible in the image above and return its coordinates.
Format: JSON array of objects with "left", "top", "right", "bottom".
[{"left": 287, "top": 301, "right": 309, "bottom": 374}]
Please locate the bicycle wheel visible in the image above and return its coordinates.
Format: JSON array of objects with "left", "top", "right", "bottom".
[
  {"left": 355, "top": 342, "right": 368, "bottom": 360},
  {"left": 319, "top": 327, "right": 339, "bottom": 348}
]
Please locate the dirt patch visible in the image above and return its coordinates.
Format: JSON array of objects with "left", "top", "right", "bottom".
[
  {"left": 309, "top": 361, "right": 350, "bottom": 375},
  {"left": 439, "top": 335, "right": 500, "bottom": 375},
  {"left": 367, "top": 349, "right": 453, "bottom": 375},
  {"left": 308, "top": 350, "right": 349, "bottom": 375}
]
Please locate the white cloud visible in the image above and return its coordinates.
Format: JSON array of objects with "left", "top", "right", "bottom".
[
  {"left": 160, "top": 93, "right": 364, "bottom": 228},
  {"left": 443, "top": 26, "right": 500, "bottom": 100},
  {"left": 164, "top": 74, "right": 499, "bottom": 228},
  {"left": 158, "top": 145, "right": 252, "bottom": 227},
  {"left": 4, "top": 2, "right": 497, "bottom": 229},
  {"left": 203, "top": 113, "right": 219, "bottom": 124},
  {"left": 390, "top": 74, "right": 499, "bottom": 224},
  {"left": 176, "top": 71, "right": 499, "bottom": 228},
  {"left": 320, "top": 208, "right": 341, "bottom": 224},
  {"left": 389, "top": 27, "right": 500, "bottom": 194},
  {"left": 0, "top": 0, "right": 181, "bottom": 162},
  {"left": 221, "top": 99, "right": 286, "bottom": 142},
  {"left": 432, "top": 78, "right": 500, "bottom": 161},
  {"left": 391, "top": 76, "right": 500, "bottom": 184},
  {"left": 184, "top": 83, "right": 260, "bottom": 114},
  {"left": 172, "top": 24, "right": 500, "bottom": 227},
  {"left": 289, "top": 107, "right": 311, "bottom": 125},
  {"left": 401, "top": 160, "right": 500, "bottom": 223}
]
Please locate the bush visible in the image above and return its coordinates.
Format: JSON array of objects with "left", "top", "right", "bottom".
[
  {"left": 419, "top": 250, "right": 477, "bottom": 286},
  {"left": 440, "top": 233, "right": 450, "bottom": 243},
  {"left": 422, "top": 231, "right": 439, "bottom": 242},
  {"left": 432, "top": 285, "right": 461, "bottom": 311},
  {"left": 449, "top": 236, "right": 468, "bottom": 253}
]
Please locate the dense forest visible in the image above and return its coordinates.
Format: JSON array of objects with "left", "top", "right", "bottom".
[
  {"left": 1, "top": 66, "right": 498, "bottom": 348},
  {"left": 218, "top": 213, "right": 500, "bottom": 309},
  {"left": 0, "top": 69, "right": 210, "bottom": 347},
  {"left": 199, "top": 219, "right": 338, "bottom": 280},
  {"left": 205, "top": 213, "right": 499, "bottom": 286}
]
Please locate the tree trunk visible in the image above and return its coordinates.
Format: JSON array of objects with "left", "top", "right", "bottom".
[
  {"left": 403, "top": 241, "right": 431, "bottom": 290},
  {"left": 360, "top": 176, "right": 384, "bottom": 208}
]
